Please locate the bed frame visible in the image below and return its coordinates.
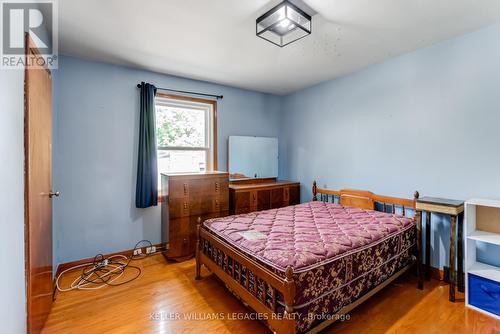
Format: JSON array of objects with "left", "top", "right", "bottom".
[{"left": 195, "top": 181, "right": 421, "bottom": 334}]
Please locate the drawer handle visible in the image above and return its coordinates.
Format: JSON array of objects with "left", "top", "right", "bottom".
[
  {"left": 183, "top": 202, "right": 188, "bottom": 209},
  {"left": 480, "top": 284, "right": 500, "bottom": 299},
  {"left": 215, "top": 182, "right": 220, "bottom": 192},
  {"left": 183, "top": 183, "right": 188, "bottom": 195}
]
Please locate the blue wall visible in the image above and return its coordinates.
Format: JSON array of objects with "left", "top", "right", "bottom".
[
  {"left": 55, "top": 23, "right": 500, "bottom": 270},
  {"left": 279, "top": 23, "right": 500, "bottom": 269},
  {"left": 0, "top": 63, "right": 26, "bottom": 332},
  {"left": 53, "top": 56, "right": 282, "bottom": 265}
]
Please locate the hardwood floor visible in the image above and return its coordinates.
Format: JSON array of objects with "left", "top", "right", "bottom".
[{"left": 42, "top": 254, "right": 500, "bottom": 334}]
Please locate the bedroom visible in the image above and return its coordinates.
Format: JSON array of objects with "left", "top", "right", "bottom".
[{"left": 2, "top": 0, "right": 500, "bottom": 333}]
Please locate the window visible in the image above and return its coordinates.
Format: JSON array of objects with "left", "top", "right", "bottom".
[{"left": 155, "top": 94, "right": 216, "bottom": 175}]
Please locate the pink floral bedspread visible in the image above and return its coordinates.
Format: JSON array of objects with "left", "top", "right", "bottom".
[
  {"left": 203, "top": 201, "right": 416, "bottom": 332},
  {"left": 203, "top": 201, "right": 415, "bottom": 272}
]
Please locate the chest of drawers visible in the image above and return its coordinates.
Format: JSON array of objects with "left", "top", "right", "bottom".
[{"left": 161, "top": 171, "right": 229, "bottom": 261}]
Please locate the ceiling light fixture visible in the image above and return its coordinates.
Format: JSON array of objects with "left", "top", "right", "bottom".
[{"left": 256, "top": 0, "right": 312, "bottom": 47}]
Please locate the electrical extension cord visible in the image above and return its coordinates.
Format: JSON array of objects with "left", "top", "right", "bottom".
[{"left": 55, "top": 240, "right": 154, "bottom": 293}]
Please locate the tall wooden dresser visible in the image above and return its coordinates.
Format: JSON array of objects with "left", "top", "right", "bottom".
[{"left": 161, "top": 171, "right": 229, "bottom": 261}]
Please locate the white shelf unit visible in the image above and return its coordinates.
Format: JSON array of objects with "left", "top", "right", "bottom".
[
  {"left": 465, "top": 199, "right": 500, "bottom": 319},
  {"left": 467, "top": 230, "right": 500, "bottom": 247}
]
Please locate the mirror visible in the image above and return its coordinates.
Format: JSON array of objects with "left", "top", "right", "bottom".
[{"left": 228, "top": 136, "right": 278, "bottom": 180}]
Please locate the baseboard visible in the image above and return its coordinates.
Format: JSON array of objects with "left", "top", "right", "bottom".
[
  {"left": 427, "top": 266, "right": 465, "bottom": 291},
  {"left": 429, "top": 266, "right": 445, "bottom": 281},
  {"left": 54, "top": 242, "right": 166, "bottom": 281}
]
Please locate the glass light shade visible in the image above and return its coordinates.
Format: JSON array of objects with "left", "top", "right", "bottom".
[{"left": 256, "top": 1, "right": 312, "bottom": 47}]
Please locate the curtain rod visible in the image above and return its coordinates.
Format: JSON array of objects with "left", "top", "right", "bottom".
[{"left": 136, "top": 84, "right": 223, "bottom": 100}]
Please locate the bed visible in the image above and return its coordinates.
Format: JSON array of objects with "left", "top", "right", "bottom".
[{"left": 195, "top": 182, "right": 421, "bottom": 334}]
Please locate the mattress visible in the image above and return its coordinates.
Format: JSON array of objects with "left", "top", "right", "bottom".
[{"left": 203, "top": 201, "right": 415, "bottom": 332}]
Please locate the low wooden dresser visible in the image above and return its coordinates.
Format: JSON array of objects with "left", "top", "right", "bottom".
[
  {"left": 229, "top": 178, "right": 300, "bottom": 215},
  {"left": 161, "top": 171, "right": 229, "bottom": 261}
]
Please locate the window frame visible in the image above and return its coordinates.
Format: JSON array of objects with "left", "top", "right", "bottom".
[{"left": 155, "top": 92, "right": 218, "bottom": 174}]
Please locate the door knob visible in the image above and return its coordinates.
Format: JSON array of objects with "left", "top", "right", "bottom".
[{"left": 49, "top": 191, "right": 60, "bottom": 198}]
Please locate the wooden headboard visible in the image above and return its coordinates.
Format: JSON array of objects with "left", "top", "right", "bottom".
[{"left": 312, "top": 181, "right": 418, "bottom": 217}]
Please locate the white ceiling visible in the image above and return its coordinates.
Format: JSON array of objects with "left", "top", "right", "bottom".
[{"left": 58, "top": 0, "right": 500, "bottom": 94}]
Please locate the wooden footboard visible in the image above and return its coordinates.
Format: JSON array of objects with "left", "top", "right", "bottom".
[
  {"left": 196, "top": 223, "right": 296, "bottom": 334},
  {"left": 195, "top": 182, "right": 421, "bottom": 334}
]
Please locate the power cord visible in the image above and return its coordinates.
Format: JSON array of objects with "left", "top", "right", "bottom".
[{"left": 55, "top": 239, "right": 158, "bottom": 293}]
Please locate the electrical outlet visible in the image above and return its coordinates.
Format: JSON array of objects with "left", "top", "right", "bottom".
[
  {"left": 146, "top": 246, "right": 157, "bottom": 254},
  {"left": 97, "top": 259, "right": 109, "bottom": 267},
  {"left": 133, "top": 248, "right": 142, "bottom": 256}
]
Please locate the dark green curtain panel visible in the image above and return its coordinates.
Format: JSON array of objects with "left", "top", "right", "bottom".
[{"left": 136, "top": 82, "right": 158, "bottom": 208}]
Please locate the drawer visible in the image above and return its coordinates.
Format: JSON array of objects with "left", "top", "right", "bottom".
[
  {"left": 257, "top": 190, "right": 271, "bottom": 211},
  {"left": 214, "top": 197, "right": 229, "bottom": 212},
  {"left": 168, "top": 217, "right": 190, "bottom": 236},
  {"left": 188, "top": 195, "right": 229, "bottom": 215},
  {"left": 216, "top": 178, "right": 229, "bottom": 196},
  {"left": 468, "top": 273, "right": 500, "bottom": 316},
  {"left": 168, "top": 236, "right": 190, "bottom": 258},
  {"left": 250, "top": 191, "right": 258, "bottom": 208},
  {"left": 283, "top": 187, "right": 290, "bottom": 202},
  {"left": 234, "top": 191, "right": 250, "bottom": 209},
  {"left": 289, "top": 185, "right": 300, "bottom": 205},
  {"left": 188, "top": 213, "right": 229, "bottom": 254},
  {"left": 168, "top": 180, "right": 190, "bottom": 199},
  {"left": 188, "top": 195, "right": 213, "bottom": 216},
  {"left": 188, "top": 177, "right": 228, "bottom": 197},
  {"left": 169, "top": 177, "right": 228, "bottom": 199},
  {"left": 271, "top": 188, "right": 284, "bottom": 205},
  {"left": 167, "top": 217, "right": 191, "bottom": 258},
  {"left": 235, "top": 207, "right": 251, "bottom": 215},
  {"left": 168, "top": 198, "right": 190, "bottom": 218}
]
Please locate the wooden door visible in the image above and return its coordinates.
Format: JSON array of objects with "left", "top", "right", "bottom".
[{"left": 24, "top": 35, "right": 54, "bottom": 334}]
